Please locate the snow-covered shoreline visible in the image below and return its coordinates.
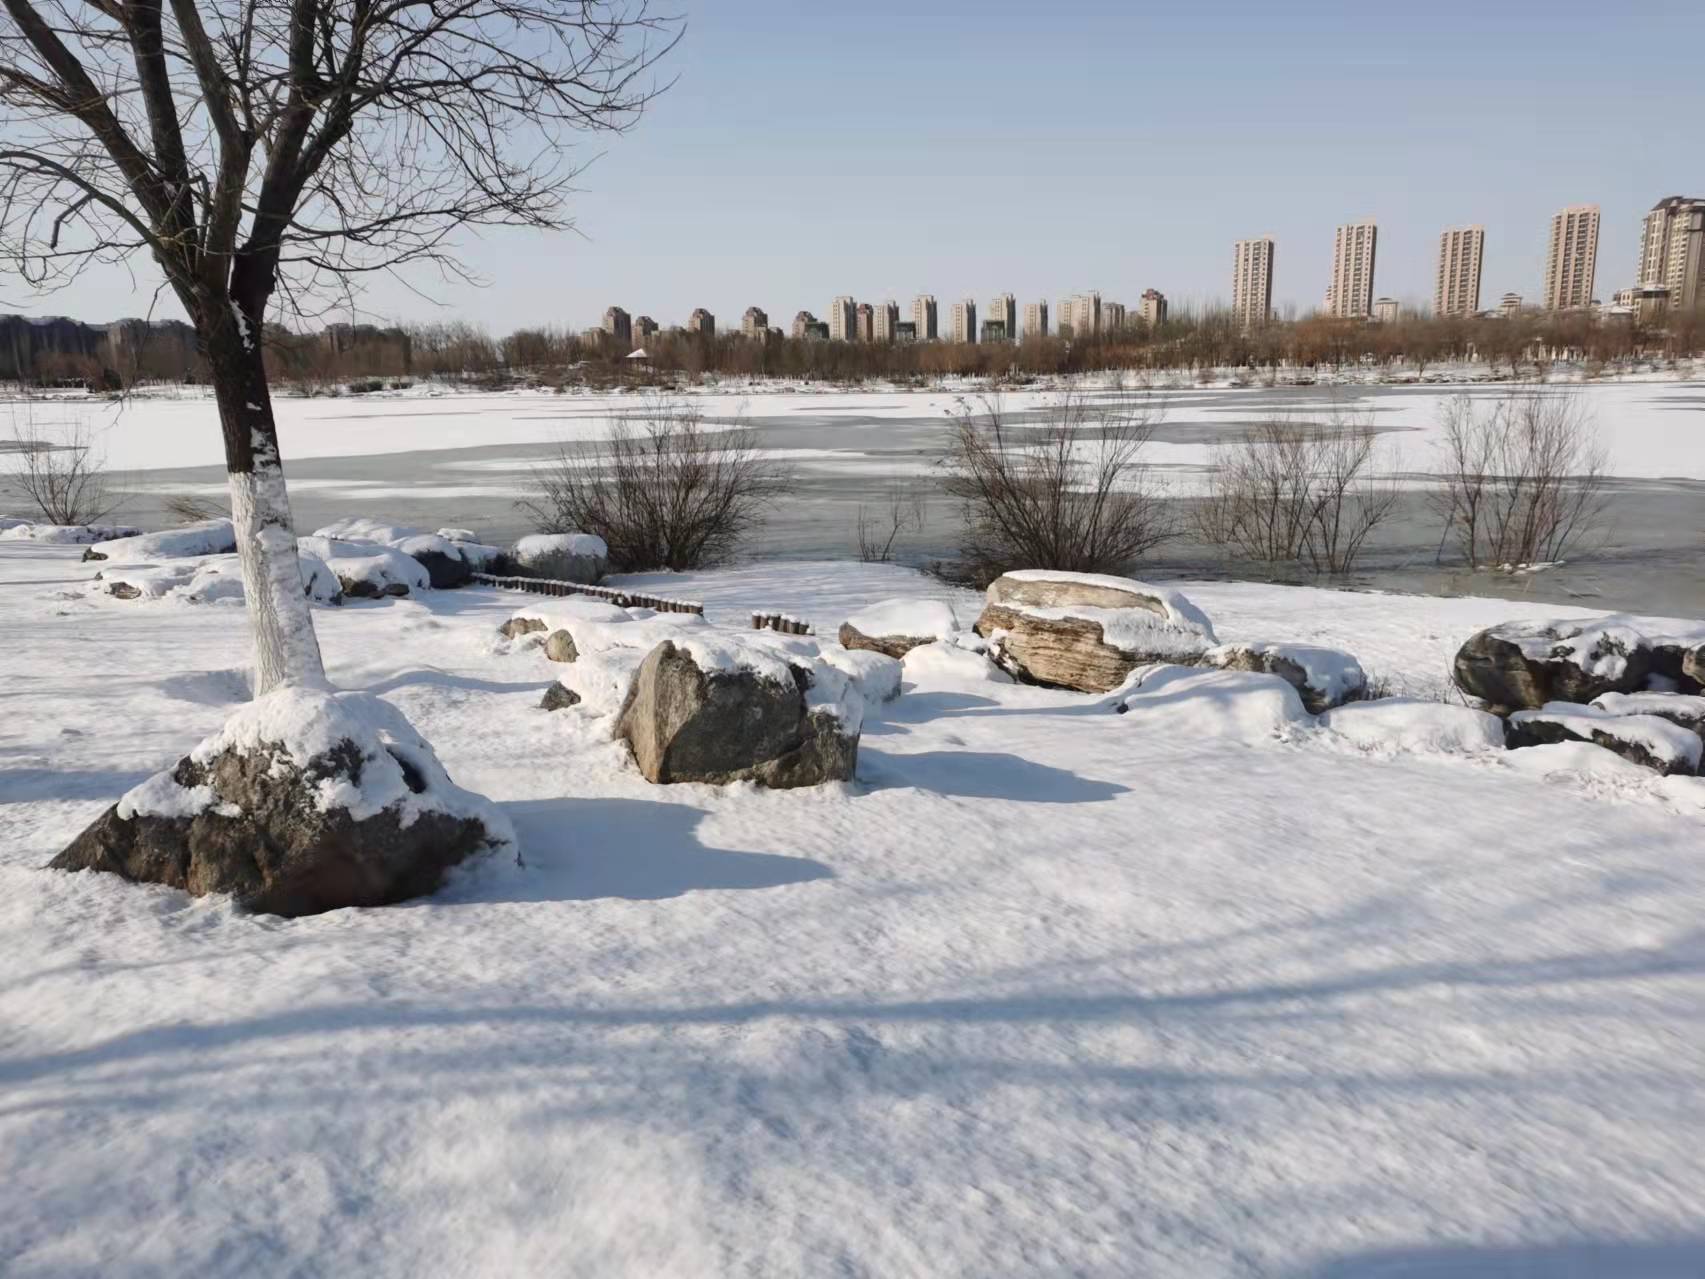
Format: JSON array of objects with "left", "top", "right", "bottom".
[{"left": 4, "top": 541, "right": 1705, "bottom": 1276}]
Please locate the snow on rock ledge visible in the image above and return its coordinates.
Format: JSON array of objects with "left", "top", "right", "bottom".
[
  {"left": 976, "top": 570, "right": 1217, "bottom": 693},
  {"left": 94, "top": 551, "right": 342, "bottom": 605},
  {"left": 50, "top": 686, "right": 516, "bottom": 917},
  {"left": 1318, "top": 698, "right": 1507, "bottom": 757},
  {"left": 1508, "top": 702, "right": 1702, "bottom": 776},
  {"left": 1112, "top": 664, "right": 1312, "bottom": 743},
  {"left": 0, "top": 520, "right": 141, "bottom": 544},
  {"left": 299, "top": 535, "right": 430, "bottom": 598},
  {"left": 83, "top": 519, "right": 235, "bottom": 562},
  {"left": 1206, "top": 642, "right": 1366, "bottom": 714}
]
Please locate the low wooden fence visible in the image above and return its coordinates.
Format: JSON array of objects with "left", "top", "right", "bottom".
[
  {"left": 471, "top": 572, "right": 704, "bottom": 615},
  {"left": 750, "top": 611, "right": 814, "bottom": 636}
]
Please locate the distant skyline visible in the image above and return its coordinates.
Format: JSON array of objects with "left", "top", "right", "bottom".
[{"left": 6, "top": 0, "right": 1703, "bottom": 331}]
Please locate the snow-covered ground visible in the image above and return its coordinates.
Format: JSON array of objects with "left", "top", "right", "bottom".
[
  {"left": 4, "top": 541, "right": 1705, "bottom": 1276},
  {"left": 9, "top": 375, "right": 1705, "bottom": 480}
]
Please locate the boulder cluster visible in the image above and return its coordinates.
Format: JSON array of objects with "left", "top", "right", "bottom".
[{"left": 1453, "top": 618, "right": 1705, "bottom": 775}]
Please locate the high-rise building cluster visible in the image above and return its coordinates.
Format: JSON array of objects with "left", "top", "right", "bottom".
[{"left": 595, "top": 195, "right": 1694, "bottom": 353}]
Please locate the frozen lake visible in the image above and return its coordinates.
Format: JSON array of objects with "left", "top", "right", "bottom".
[{"left": 7, "top": 378, "right": 1704, "bottom": 615}]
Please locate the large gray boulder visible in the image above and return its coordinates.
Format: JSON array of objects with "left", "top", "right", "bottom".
[
  {"left": 974, "top": 570, "right": 1217, "bottom": 693},
  {"left": 1453, "top": 619, "right": 1651, "bottom": 711},
  {"left": 49, "top": 688, "right": 513, "bottom": 917},
  {"left": 616, "top": 640, "right": 859, "bottom": 787}
]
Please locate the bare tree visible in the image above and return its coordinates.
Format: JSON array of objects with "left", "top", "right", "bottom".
[
  {"left": 942, "top": 391, "right": 1178, "bottom": 583},
  {"left": 1430, "top": 390, "right": 1611, "bottom": 569},
  {"left": 855, "top": 481, "right": 925, "bottom": 563},
  {"left": 1, "top": 0, "right": 679, "bottom": 692},
  {"left": 518, "top": 402, "right": 790, "bottom": 572},
  {"left": 1194, "top": 412, "right": 1399, "bottom": 575},
  {"left": 4, "top": 407, "right": 118, "bottom": 524}
]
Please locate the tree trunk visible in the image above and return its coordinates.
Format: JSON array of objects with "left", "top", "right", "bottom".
[{"left": 206, "top": 306, "right": 327, "bottom": 695}]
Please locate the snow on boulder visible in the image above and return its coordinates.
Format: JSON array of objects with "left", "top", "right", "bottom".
[
  {"left": 1, "top": 521, "right": 141, "bottom": 545},
  {"left": 83, "top": 519, "right": 235, "bottom": 563},
  {"left": 975, "top": 570, "right": 1217, "bottom": 693},
  {"left": 902, "top": 635, "right": 1015, "bottom": 687},
  {"left": 436, "top": 527, "right": 480, "bottom": 543},
  {"left": 818, "top": 645, "right": 903, "bottom": 704},
  {"left": 298, "top": 535, "right": 429, "bottom": 599},
  {"left": 838, "top": 598, "right": 961, "bottom": 659},
  {"left": 512, "top": 532, "right": 609, "bottom": 584},
  {"left": 1507, "top": 702, "right": 1702, "bottom": 776},
  {"left": 49, "top": 686, "right": 516, "bottom": 917},
  {"left": 309, "top": 518, "right": 482, "bottom": 587},
  {"left": 617, "top": 633, "right": 862, "bottom": 788},
  {"left": 1113, "top": 664, "right": 1312, "bottom": 742},
  {"left": 1318, "top": 698, "right": 1507, "bottom": 757},
  {"left": 92, "top": 551, "right": 343, "bottom": 606},
  {"left": 1205, "top": 642, "right": 1366, "bottom": 714},
  {"left": 1590, "top": 691, "right": 1705, "bottom": 739},
  {"left": 1453, "top": 617, "right": 1653, "bottom": 711},
  {"left": 311, "top": 516, "right": 423, "bottom": 544}
]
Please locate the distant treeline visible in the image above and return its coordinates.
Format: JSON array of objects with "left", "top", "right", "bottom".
[{"left": 6, "top": 305, "right": 1700, "bottom": 390}]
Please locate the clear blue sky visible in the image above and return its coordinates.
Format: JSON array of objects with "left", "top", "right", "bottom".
[{"left": 17, "top": 0, "right": 1705, "bottom": 331}]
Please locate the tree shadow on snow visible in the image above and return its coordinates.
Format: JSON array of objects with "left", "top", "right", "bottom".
[
  {"left": 359, "top": 668, "right": 555, "bottom": 698},
  {"left": 491, "top": 796, "right": 834, "bottom": 902},
  {"left": 1304, "top": 1239, "right": 1705, "bottom": 1278},
  {"left": 858, "top": 748, "right": 1129, "bottom": 804},
  {"left": 0, "top": 767, "right": 152, "bottom": 805}
]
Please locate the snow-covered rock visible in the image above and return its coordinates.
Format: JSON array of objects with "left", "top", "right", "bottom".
[
  {"left": 50, "top": 686, "right": 515, "bottom": 917},
  {"left": 92, "top": 551, "right": 343, "bottom": 606},
  {"left": 298, "top": 535, "right": 430, "bottom": 599},
  {"left": 83, "top": 519, "right": 235, "bottom": 562},
  {"left": 838, "top": 598, "right": 961, "bottom": 659},
  {"left": 617, "top": 638, "right": 861, "bottom": 788},
  {"left": 976, "top": 571, "right": 1217, "bottom": 693},
  {"left": 818, "top": 645, "right": 903, "bottom": 703},
  {"left": 512, "top": 532, "right": 609, "bottom": 584},
  {"left": 1507, "top": 702, "right": 1702, "bottom": 776},
  {"left": 901, "top": 634, "right": 1016, "bottom": 687},
  {"left": 1590, "top": 691, "right": 1705, "bottom": 738},
  {"left": 1112, "top": 664, "right": 1312, "bottom": 742},
  {"left": 1452, "top": 617, "right": 1691, "bottom": 712},
  {"left": 0, "top": 520, "right": 141, "bottom": 544},
  {"left": 1318, "top": 698, "right": 1507, "bottom": 756},
  {"left": 1205, "top": 642, "right": 1367, "bottom": 714},
  {"left": 309, "top": 518, "right": 488, "bottom": 587}
]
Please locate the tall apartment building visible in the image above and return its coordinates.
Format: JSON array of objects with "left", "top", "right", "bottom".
[
  {"left": 602, "top": 305, "right": 632, "bottom": 349},
  {"left": 873, "top": 299, "right": 900, "bottom": 342},
  {"left": 688, "top": 308, "right": 715, "bottom": 339},
  {"left": 951, "top": 298, "right": 978, "bottom": 343},
  {"left": 791, "top": 311, "right": 820, "bottom": 339},
  {"left": 1102, "top": 301, "right": 1127, "bottom": 332},
  {"left": 1057, "top": 291, "right": 1102, "bottom": 337},
  {"left": 987, "top": 293, "right": 1017, "bottom": 342},
  {"left": 1325, "top": 220, "right": 1378, "bottom": 318},
  {"left": 1140, "top": 289, "right": 1167, "bottom": 328},
  {"left": 855, "top": 303, "right": 875, "bottom": 343},
  {"left": 1023, "top": 301, "right": 1048, "bottom": 338},
  {"left": 1434, "top": 225, "right": 1485, "bottom": 317},
  {"left": 634, "top": 315, "right": 658, "bottom": 342},
  {"left": 1499, "top": 292, "right": 1523, "bottom": 317},
  {"left": 829, "top": 296, "right": 857, "bottom": 342},
  {"left": 1232, "top": 237, "right": 1275, "bottom": 328},
  {"left": 741, "top": 306, "right": 768, "bottom": 338},
  {"left": 912, "top": 294, "right": 938, "bottom": 341},
  {"left": 1542, "top": 205, "right": 1600, "bottom": 310},
  {"left": 1638, "top": 196, "right": 1705, "bottom": 311},
  {"left": 1373, "top": 298, "right": 1400, "bottom": 324}
]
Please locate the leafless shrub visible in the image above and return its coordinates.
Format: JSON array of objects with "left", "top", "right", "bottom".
[
  {"left": 518, "top": 402, "right": 791, "bottom": 572},
  {"left": 942, "top": 392, "right": 1178, "bottom": 582},
  {"left": 1430, "top": 391, "right": 1610, "bottom": 569},
  {"left": 162, "top": 493, "right": 229, "bottom": 524},
  {"left": 855, "top": 482, "right": 926, "bottom": 562},
  {"left": 1195, "top": 413, "right": 1399, "bottom": 575},
  {"left": 3, "top": 409, "right": 118, "bottom": 525}
]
